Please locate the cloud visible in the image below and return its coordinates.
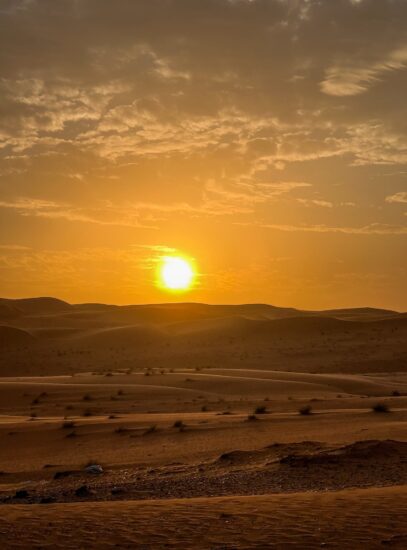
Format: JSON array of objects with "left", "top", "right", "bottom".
[
  {"left": 386, "top": 192, "right": 407, "bottom": 204},
  {"left": 239, "top": 222, "right": 407, "bottom": 235},
  {"left": 297, "top": 199, "right": 333, "bottom": 208},
  {"left": 321, "top": 45, "right": 407, "bottom": 97}
]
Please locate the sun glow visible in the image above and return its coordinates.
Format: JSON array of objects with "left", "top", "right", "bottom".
[{"left": 159, "top": 256, "right": 195, "bottom": 291}]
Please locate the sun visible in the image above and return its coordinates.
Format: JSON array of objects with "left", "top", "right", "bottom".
[{"left": 158, "top": 256, "right": 195, "bottom": 291}]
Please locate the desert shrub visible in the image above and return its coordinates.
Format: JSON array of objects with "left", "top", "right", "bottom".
[
  {"left": 201, "top": 405, "right": 208, "bottom": 412},
  {"left": 117, "top": 389, "right": 124, "bottom": 396},
  {"left": 29, "top": 412, "right": 37, "bottom": 419},
  {"left": 372, "top": 403, "right": 390, "bottom": 413},
  {"left": 83, "top": 409, "right": 93, "bottom": 417},
  {"left": 114, "top": 426, "right": 129, "bottom": 434},
  {"left": 254, "top": 405, "right": 267, "bottom": 414},
  {"left": 62, "top": 421, "right": 75, "bottom": 429},
  {"left": 299, "top": 405, "right": 312, "bottom": 416},
  {"left": 108, "top": 414, "right": 117, "bottom": 420},
  {"left": 392, "top": 390, "right": 401, "bottom": 397},
  {"left": 144, "top": 425, "right": 157, "bottom": 435},
  {"left": 31, "top": 397, "right": 39, "bottom": 405},
  {"left": 83, "top": 394, "right": 92, "bottom": 402},
  {"left": 173, "top": 420, "right": 185, "bottom": 429},
  {"left": 247, "top": 414, "right": 257, "bottom": 421}
]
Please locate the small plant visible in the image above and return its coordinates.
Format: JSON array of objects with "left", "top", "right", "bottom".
[
  {"left": 108, "top": 414, "right": 117, "bottom": 420},
  {"left": 144, "top": 425, "right": 157, "bottom": 435},
  {"left": 62, "top": 421, "right": 75, "bottom": 429},
  {"left": 299, "top": 405, "right": 312, "bottom": 416},
  {"left": 247, "top": 414, "right": 257, "bottom": 421},
  {"left": 117, "top": 389, "right": 124, "bottom": 396},
  {"left": 31, "top": 397, "right": 39, "bottom": 405},
  {"left": 392, "top": 390, "right": 401, "bottom": 397},
  {"left": 83, "top": 394, "right": 92, "bottom": 402},
  {"left": 201, "top": 405, "right": 208, "bottom": 412},
  {"left": 114, "top": 426, "right": 129, "bottom": 434},
  {"left": 173, "top": 420, "right": 185, "bottom": 429},
  {"left": 254, "top": 405, "right": 267, "bottom": 414},
  {"left": 83, "top": 409, "right": 93, "bottom": 417},
  {"left": 372, "top": 403, "right": 390, "bottom": 413},
  {"left": 29, "top": 412, "right": 38, "bottom": 419}
]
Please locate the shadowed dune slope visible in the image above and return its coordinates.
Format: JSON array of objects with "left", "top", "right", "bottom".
[{"left": 0, "top": 326, "right": 35, "bottom": 349}]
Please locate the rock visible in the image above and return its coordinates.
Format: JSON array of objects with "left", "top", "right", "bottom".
[
  {"left": 40, "top": 496, "right": 56, "bottom": 504},
  {"left": 85, "top": 464, "right": 103, "bottom": 475},
  {"left": 75, "top": 485, "right": 91, "bottom": 497},
  {"left": 54, "top": 470, "right": 75, "bottom": 480},
  {"left": 15, "top": 489, "right": 29, "bottom": 499}
]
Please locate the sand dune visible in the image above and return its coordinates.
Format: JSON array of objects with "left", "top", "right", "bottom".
[
  {"left": 0, "top": 326, "right": 35, "bottom": 349},
  {"left": 0, "top": 298, "right": 406, "bottom": 548}
]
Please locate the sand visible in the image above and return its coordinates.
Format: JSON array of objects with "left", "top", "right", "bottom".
[{"left": 0, "top": 299, "right": 406, "bottom": 548}]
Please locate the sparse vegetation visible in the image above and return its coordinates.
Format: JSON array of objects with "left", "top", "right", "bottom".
[
  {"left": 144, "top": 425, "right": 157, "bottom": 435},
  {"left": 62, "top": 421, "right": 75, "bottom": 429},
  {"left": 372, "top": 403, "right": 390, "bottom": 413},
  {"left": 114, "top": 426, "right": 129, "bottom": 434},
  {"left": 173, "top": 420, "right": 185, "bottom": 430},
  {"left": 299, "top": 405, "right": 312, "bottom": 416},
  {"left": 247, "top": 414, "right": 257, "bottom": 421},
  {"left": 254, "top": 405, "right": 267, "bottom": 414}
]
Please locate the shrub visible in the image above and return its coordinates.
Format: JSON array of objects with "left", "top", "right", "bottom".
[
  {"left": 114, "top": 426, "right": 129, "bottom": 434},
  {"left": 144, "top": 425, "right": 157, "bottom": 435},
  {"left": 62, "top": 421, "right": 75, "bottom": 429},
  {"left": 247, "top": 414, "right": 257, "bottom": 421},
  {"left": 83, "top": 409, "right": 92, "bottom": 417},
  {"left": 299, "top": 405, "right": 312, "bottom": 416},
  {"left": 173, "top": 420, "right": 185, "bottom": 429},
  {"left": 372, "top": 403, "right": 390, "bottom": 413},
  {"left": 392, "top": 390, "right": 401, "bottom": 397},
  {"left": 83, "top": 394, "right": 92, "bottom": 402},
  {"left": 254, "top": 405, "right": 267, "bottom": 414}
]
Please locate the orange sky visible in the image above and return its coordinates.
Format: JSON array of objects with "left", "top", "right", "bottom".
[{"left": 0, "top": 0, "right": 406, "bottom": 310}]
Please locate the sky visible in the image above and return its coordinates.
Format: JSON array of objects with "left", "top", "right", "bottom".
[{"left": 0, "top": 0, "right": 406, "bottom": 310}]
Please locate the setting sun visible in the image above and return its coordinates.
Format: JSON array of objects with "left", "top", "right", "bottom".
[{"left": 159, "top": 256, "right": 195, "bottom": 291}]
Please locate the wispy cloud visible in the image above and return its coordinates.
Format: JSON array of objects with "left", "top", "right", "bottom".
[
  {"left": 321, "top": 45, "right": 407, "bottom": 97},
  {"left": 386, "top": 191, "right": 407, "bottom": 204}
]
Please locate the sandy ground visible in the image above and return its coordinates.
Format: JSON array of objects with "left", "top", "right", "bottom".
[
  {"left": 0, "top": 299, "right": 406, "bottom": 548},
  {"left": 1, "top": 487, "right": 406, "bottom": 549}
]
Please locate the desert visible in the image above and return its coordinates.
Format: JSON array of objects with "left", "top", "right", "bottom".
[{"left": 0, "top": 297, "right": 406, "bottom": 548}]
